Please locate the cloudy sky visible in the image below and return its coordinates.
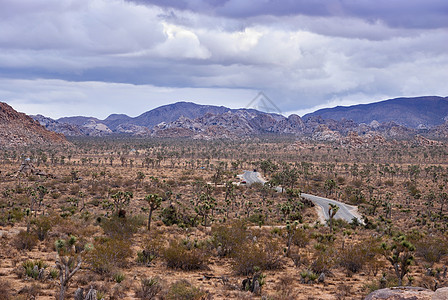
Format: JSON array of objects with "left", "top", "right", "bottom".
[{"left": 1, "top": 0, "right": 447, "bottom": 119}]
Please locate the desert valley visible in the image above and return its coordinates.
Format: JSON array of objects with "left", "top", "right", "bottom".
[{"left": 1, "top": 97, "right": 448, "bottom": 299}]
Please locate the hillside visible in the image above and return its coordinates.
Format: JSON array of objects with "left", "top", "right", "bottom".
[
  {"left": 303, "top": 96, "right": 448, "bottom": 128},
  {"left": 0, "top": 102, "right": 69, "bottom": 147}
]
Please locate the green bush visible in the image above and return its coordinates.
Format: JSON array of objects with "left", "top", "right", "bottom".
[
  {"left": 247, "top": 213, "right": 265, "bottom": 225},
  {"left": 113, "top": 272, "right": 126, "bottom": 283},
  {"left": 22, "top": 260, "right": 47, "bottom": 280},
  {"left": 163, "top": 240, "right": 209, "bottom": 271}
]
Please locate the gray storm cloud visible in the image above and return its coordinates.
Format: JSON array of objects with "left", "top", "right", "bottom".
[{"left": 0, "top": 0, "right": 447, "bottom": 118}]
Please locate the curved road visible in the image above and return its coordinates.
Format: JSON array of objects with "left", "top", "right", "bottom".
[{"left": 240, "top": 171, "right": 363, "bottom": 224}]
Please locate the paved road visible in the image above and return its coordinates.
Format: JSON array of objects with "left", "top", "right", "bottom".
[{"left": 240, "top": 171, "right": 363, "bottom": 224}]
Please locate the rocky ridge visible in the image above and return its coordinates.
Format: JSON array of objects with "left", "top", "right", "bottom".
[
  {"left": 0, "top": 102, "right": 69, "bottom": 147},
  {"left": 25, "top": 98, "right": 448, "bottom": 142}
]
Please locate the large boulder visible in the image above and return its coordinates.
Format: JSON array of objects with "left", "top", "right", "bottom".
[
  {"left": 433, "top": 287, "right": 448, "bottom": 300},
  {"left": 364, "top": 287, "right": 433, "bottom": 300}
]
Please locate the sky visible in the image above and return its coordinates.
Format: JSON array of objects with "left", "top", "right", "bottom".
[{"left": 0, "top": 0, "right": 447, "bottom": 119}]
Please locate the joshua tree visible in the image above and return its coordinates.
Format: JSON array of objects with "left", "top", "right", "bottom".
[
  {"left": 285, "top": 220, "right": 299, "bottom": 257},
  {"left": 328, "top": 203, "right": 339, "bottom": 232},
  {"left": 145, "top": 194, "right": 163, "bottom": 231},
  {"left": 111, "top": 191, "right": 133, "bottom": 214},
  {"left": 324, "top": 179, "right": 337, "bottom": 197},
  {"left": 381, "top": 235, "right": 415, "bottom": 286},
  {"left": 55, "top": 236, "right": 84, "bottom": 300},
  {"left": 195, "top": 191, "right": 216, "bottom": 227},
  {"left": 136, "top": 171, "right": 146, "bottom": 188}
]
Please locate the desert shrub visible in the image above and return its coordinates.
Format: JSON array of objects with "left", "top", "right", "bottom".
[
  {"left": 137, "top": 232, "right": 164, "bottom": 265},
  {"left": 336, "top": 176, "right": 346, "bottom": 185},
  {"left": 415, "top": 236, "right": 448, "bottom": 265},
  {"left": 113, "top": 272, "right": 125, "bottom": 283},
  {"left": 310, "top": 248, "right": 335, "bottom": 274},
  {"left": 247, "top": 213, "right": 265, "bottom": 225},
  {"left": 163, "top": 240, "right": 209, "bottom": 271},
  {"left": 49, "top": 268, "right": 59, "bottom": 279},
  {"left": 232, "top": 239, "right": 283, "bottom": 275},
  {"left": 13, "top": 230, "right": 38, "bottom": 251},
  {"left": 211, "top": 220, "right": 247, "bottom": 257},
  {"left": 0, "top": 278, "right": 12, "bottom": 300},
  {"left": 9, "top": 207, "right": 25, "bottom": 223},
  {"left": 18, "top": 283, "right": 41, "bottom": 299},
  {"left": 312, "top": 232, "right": 335, "bottom": 244},
  {"left": 291, "top": 227, "right": 310, "bottom": 248},
  {"left": 87, "top": 238, "right": 132, "bottom": 275},
  {"left": 32, "top": 215, "right": 53, "bottom": 241},
  {"left": 272, "top": 275, "right": 298, "bottom": 300},
  {"left": 50, "top": 191, "right": 61, "bottom": 199},
  {"left": 338, "top": 245, "right": 369, "bottom": 274},
  {"left": 166, "top": 280, "right": 206, "bottom": 300},
  {"left": 101, "top": 215, "right": 139, "bottom": 239},
  {"left": 135, "top": 277, "right": 163, "bottom": 300}
]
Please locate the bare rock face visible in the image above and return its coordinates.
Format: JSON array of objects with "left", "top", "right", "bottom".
[
  {"left": 0, "top": 102, "right": 69, "bottom": 147},
  {"left": 81, "top": 119, "right": 112, "bottom": 136},
  {"left": 364, "top": 287, "right": 434, "bottom": 300}
]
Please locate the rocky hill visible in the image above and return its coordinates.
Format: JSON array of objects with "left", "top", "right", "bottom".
[
  {"left": 0, "top": 102, "right": 69, "bottom": 147},
  {"left": 303, "top": 96, "right": 448, "bottom": 129}
]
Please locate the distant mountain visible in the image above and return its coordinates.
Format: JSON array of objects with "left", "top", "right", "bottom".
[
  {"left": 0, "top": 102, "right": 69, "bottom": 147},
  {"left": 57, "top": 116, "right": 101, "bottom": 126},
  {"left": 131, "top": 102, "right": 232, "bottom": 128},
  {"left": 303, "top": 96, "right": 448, "bottom": 129},
  {"left": 102, "top": 114, "right": 132, "bottom": 130},
  {"left": 25, "top": 97, "right": 448, "bottom": 142}
]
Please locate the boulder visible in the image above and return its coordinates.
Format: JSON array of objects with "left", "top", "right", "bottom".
[
  {"left": 364, "top": 287, "right": 433, "bottom": 300},
  {"left": 433, "top": 287, "right": 448, "bottom": 300}
]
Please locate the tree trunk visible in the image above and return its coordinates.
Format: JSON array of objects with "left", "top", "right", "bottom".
[
  {"left": 147, "top": 208, "right": 153, "bottom": 231},
  {"left": 59, "top": 283, "right": 66, "bottom": 300}
]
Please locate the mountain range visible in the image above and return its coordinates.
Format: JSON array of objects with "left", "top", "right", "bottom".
[
  {"left": 0, "top": 95, "right": 442, "bottom": 146},
  {"left": 28, "top": 96, "right": 448, "bottom": 141}
]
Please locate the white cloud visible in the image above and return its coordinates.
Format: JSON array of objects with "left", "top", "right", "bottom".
[
  {"left": 0, "top": 78, "right": 256, "bottom": 119},
  {"left": 0, "top": 0, "right": 447, "bottom": 116}
]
